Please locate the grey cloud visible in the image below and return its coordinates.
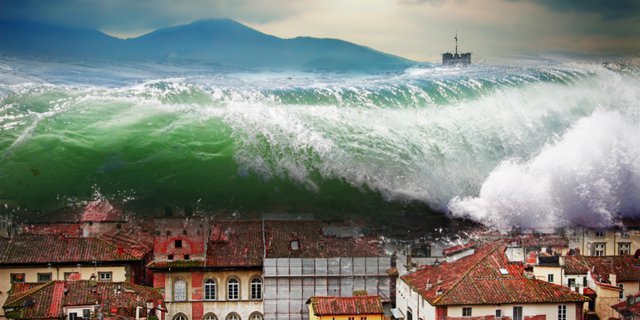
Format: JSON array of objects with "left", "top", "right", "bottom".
[
  {"left": 0, "top": 0, "right": 303, "bottom": 34},
  {"left": 521, "top": 0, "right": 640, "bottom": 20}
]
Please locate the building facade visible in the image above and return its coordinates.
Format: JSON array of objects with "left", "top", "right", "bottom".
[
  {"left": 262, "top": 221, "right": 391, "bottom": 320},
  {"left": 397, "top": 242, "right": 589, "bottom": 320}
]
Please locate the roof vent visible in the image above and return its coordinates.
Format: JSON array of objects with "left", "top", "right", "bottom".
[
  {"left": 426, "top": 279, "right": 432, "bottom": 290},
  {"left": 436, "top": 288, "right": 444, "bottom": 296},
  {"left": 436, "top": 276, "right": 442, "bottom": 284},
  {"left": 499, "top": 268, "right": 509, "bottom": 275}
]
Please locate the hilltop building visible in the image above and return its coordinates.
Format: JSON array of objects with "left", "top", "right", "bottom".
[{"left": 442, "top": 33, "right": 471, "bottom": 66}]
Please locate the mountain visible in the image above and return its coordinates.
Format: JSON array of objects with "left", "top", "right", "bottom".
[
  {"left": 0, "top": 19, "right": 413, "bottom": 72},
  {"left": 0, "top": 20, "right": 121, "bottom": 59}
]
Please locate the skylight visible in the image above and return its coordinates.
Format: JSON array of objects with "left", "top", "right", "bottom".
[{"left": 499, "top": 268, "right": 509, "bottom": 275}]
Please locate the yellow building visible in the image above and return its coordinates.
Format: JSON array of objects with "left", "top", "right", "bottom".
[
  {"left": 567, "top": 227, "right": 640, "bottom": 256},
  {"left": 306, "top": 296, "right": 384, "bottom": 320}
]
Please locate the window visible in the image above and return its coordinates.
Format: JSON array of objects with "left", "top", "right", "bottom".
[
  {"left": 204, "top": 279, "right": 216, "bottom": 300},
  {"left": 226, "top": 313, "right": 240, "bottom": 320},
  {"left": 513, "top": 306, "right": 523, "bottom": 320},
  {"left": 558, "top": 304, "right": 566, "bottom": 320},
  {"left": 594, "top": 243, "right": 606, "bottom": 256},
  {"left": 360, "top": 317, "right": 367, "bottom": 320},
  {"left": 547, "top": 274, "right": 554, "bottom": 283},
  {"left": 495, "top": 309, "right": 502, "bottom": 318},
  {"left": 347, "top": 317, "right": 355, "bottom": 320},
  {"left": 227, "top": 278, "right": 239, "bottom": 300},
  {"left": 168, "top": 254, "right": 174, "bottom": 260},
  {"left": 98, "top": 272, "right": 112, "bottom": 282},
  {"left": 69, "top": 313, "right": 78, "bottom": 320},
  {"left": 250, "top": 278, "right": 262, "bottom": 300},
  {"left": 184, "top": 254, "right": 190, "bottom": 260},
  {"left": 568, "top": 278, "right": 576, "bottom": 287},
  {"left": 619, "top": 284, "right": 624, "bottom": 299},
  {"left": 175, "top": 240, "right": 182, "bottom": 248},
  {"left": 82, "top": 309, "right": 90, "bottom": 320},
  {"left": 249, "top": 313, "right": 263, "bottom": 320},
  {"left": 619, "top": 242, "right": 631, "bottom": 255},
  {"left": 462, "top": 307, "right": 472, "bottom": 317},
  {"left": 10, "top": 273, "right": 25, "bottom": 283},
  {"left": 37, "top": 273, "right": 52, "bottom": 282},
  {"left": 173, "top": 313, "right": 188, "bottom": 320},
  {"left": 204, "top": 313, "right": 218, "bottom": 320},
  {"left": 595, "top": 231, "right": 605, "bottom": 238},
  {"left": 407, "top": 307, "right": 413, "bottom": 320},
  {"left": 63, "top": 272, "right": 78, "bottom": 281},
  {"left": 621, "top": 231, "right": 630, "bottom": 238},
  {"left": 174, "top": 280, "right": 187, "bottom": 301},
  {"left": 290, "top": 240, "right": 300, "bottom": 251}
]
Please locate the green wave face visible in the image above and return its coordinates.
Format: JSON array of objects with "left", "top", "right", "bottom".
[{"left": 1, "top": 59, "right": 639, "bottom": 226}]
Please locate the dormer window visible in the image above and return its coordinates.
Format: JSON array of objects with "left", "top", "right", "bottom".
[
  {"left": 168, "top": 254, "right": 174, "bottom": 260},
  {"left": 595, "top": 231, "right": 605, "bottom": 238},
  {"left": 184, "top": 254, "right": 190, "bottom": 260},
  {"left": 175, "top": 240, "right": 183, "bottom": 248},
  {"left": 290, "top": 240, "right": 300, "bottom": 251}
]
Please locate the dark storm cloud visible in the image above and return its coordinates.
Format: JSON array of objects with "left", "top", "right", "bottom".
[
  {"left": 0, "top": 0, "right": 302, "bottom": 34},
  {"left": 525, "top": 0, "right": 640, "bottom": 20}
]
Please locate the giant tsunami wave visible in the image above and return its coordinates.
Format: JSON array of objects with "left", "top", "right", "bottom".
[{"left": 1, "top": 58, "right": 639, "bottom": 228}]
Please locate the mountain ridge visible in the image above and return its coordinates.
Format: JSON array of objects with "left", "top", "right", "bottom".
[{"left": 0, "top": 19, "right": 413, "bottom": 72}]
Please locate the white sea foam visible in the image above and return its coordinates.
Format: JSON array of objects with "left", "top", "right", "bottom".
[{"left": 449, "top": 111, "right": 640, "bottom": 229}]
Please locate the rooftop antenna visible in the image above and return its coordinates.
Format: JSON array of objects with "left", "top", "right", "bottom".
[{"left": 455, "top": 31, "right": 458, "bottom": 55}]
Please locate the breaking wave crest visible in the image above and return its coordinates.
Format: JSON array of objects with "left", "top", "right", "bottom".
[{"left": 1, "top": 59, "right": 639, "bottom": 227}]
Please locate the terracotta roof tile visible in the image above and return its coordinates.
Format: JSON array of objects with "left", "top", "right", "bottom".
[
  {"left": 401, "top": 242, "right": 589, "bottom": 306},
  {"left": 0, "top": 234, "right": 143, "bottom": 265},
  {"left": 206, "top": 221, "right": 263, "bottom": 268},
  {"left": 564, "top": 255, "right": 640, "bottom": 282},
  {"left": 265, "top": 221, "right": 384, "bottom": 258},
  {"left": 308, "top": 296, "right": 384, "bottom": 316},
  {"left": 612, "top": 293, "right": 640, "bottom": 316},
  {"left": 4, "top": 281, "right": 164, "bottom": 320},
  {"left": 443, "top": 242, "right": 476, "bottom": 256}
]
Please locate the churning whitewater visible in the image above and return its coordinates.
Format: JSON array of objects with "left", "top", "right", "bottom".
[{"left": 1, "top": 58, "right": 639, "bottom": 228}]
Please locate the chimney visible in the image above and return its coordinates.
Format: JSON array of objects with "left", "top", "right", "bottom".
[
  {"left": 505, "top": 245, "right": 525, "bottom": 263},
  {"left": 609, "top": 274, "right": 617, "bottom": 286}
]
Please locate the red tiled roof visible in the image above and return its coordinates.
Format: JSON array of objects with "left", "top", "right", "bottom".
[
  {"left": 265, "top": 221, "right": 384, "bottom": 258},
  {"left": 81, "top": 200, "right": 124, "bottom": 222},
  {"left": 401, "top": 242, "right": 589, "bottom": 306},
  {"left": 0, "top": 234, "right": 143, "bottom": 265},
  {"left": 307, "top": 296, "right": 384, "bottom": 316},
  {"left": 442, "top": 242, "right": 476, "bottom": 256},
  {"left": 611, "top": 293, "right": 640, "bottom": 316},
  {"left": 4, "top": 281, "right": 164, "bottom": 320},
  {"left": 564, "top": 255, "right": 640, "bottom": 282},
  {"left": 206, "top": 221, "right": 263, "bottom": 268},
  {"left": 510, "top": 234, "right": 569, "bottom": 248}
]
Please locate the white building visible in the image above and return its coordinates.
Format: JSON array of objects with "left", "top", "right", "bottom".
[{"left": 396, "top": 241, "right": 589, "bottom": 320}]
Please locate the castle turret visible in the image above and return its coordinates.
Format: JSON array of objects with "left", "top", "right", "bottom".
[{"left": 442, "top": 32, "right": 471, "bottom": 66}]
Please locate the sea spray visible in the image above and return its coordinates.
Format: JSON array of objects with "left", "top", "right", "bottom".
[{"left": 1, "top": 58, "right": 638, "bottom": 228}]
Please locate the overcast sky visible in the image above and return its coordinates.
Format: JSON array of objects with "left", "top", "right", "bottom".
[{"left": 1, "top": 0, "right": 638, "bottom": 61}]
